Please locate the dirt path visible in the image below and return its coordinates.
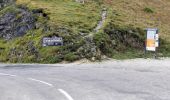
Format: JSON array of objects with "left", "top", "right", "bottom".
[{"left": 94, "top": 8, "right": 107, "bottom": 32}]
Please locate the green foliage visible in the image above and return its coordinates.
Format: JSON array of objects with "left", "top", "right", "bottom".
[
  {"left": 17, "top": 0, "right": 101, "bottom": 32},
  {"left": 64, "top": 53, "right": 79, "bottom": 62},
  {"left": 42, "top": 55, "right": 63, "bottom": 64},
  {"left": 0, "top": 5, "right": 19, "bottom": 16},
  {"left": 157, "top": 39, "right": 170, "bottom": 57},
  {"left": 143, "top": 7, "right": 154, "bottom": 13},
  {"left": 94, "top": 32, "right": 113, "bottom": 56},
  {"left": 0, "top": 0, "right": 170, "bottom": 63},
  {"left": 112, "top": 48, "right": 144, "bottom": 59},
  {"left": 0, "top": 0, "right": 102, "bottom": 63},
  {"left": 93, "top": 20, "right": 146, "bottom": 59}
]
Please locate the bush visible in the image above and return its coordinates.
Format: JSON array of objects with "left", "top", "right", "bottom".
[
  {"left": 94, "top": 32, "right": 113, "bottom": 56},
  {"left": 143, "top": 7, "right": 154, "bottom": 13},
  {"left": 43, "top": 56, "right": 63, "bottom": 64},
  {"left": 64, "top": 53, "right": 79, "bottom": 62}
]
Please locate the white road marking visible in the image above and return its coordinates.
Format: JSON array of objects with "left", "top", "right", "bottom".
[
  {"left": 58, "top": 89, "right": 74, "bottom": 100},
  {"left": 0, "top": 73, "right": 74, "bottom": 100},
  {"left": 28, "top": 78, "right": 53, "bottom": 87},
  {"left": 0, "top": 73, "right": 17, "bottom": 77}
]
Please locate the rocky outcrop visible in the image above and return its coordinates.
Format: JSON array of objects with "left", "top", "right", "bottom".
[
  {"left": 0, "top": 0, "right": 50, "bottom": 40},
  {"left": 0, "top": 8, "right": 36, "bottom": 40},
  {"left": 0, "top": 6, "right": 37, "bottom": 40},
  {"left": 0, "top": 0, "right": 14, "bottom": 9}
]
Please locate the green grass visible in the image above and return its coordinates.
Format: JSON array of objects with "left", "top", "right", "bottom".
[
  {"left": 0, "top": 0, "right": 102, "bottom": 63},
  {"left": 1, "top": 0, "right": 170, "bottom": 63},
  {"left": 104, "top": 0, "right": 170, "bottom": 41},
  {"left": 101, "top": 0, "right": 170, "bottom": 59},
  {"left": 17, "top": 0, "right": 101, "bottom": 32},
  {"left": 143, "top": 7, "right": 154, "bottom": 13}
]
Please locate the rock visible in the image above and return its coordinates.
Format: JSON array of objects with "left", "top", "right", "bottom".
[
  {"left": 77, "top": 35, "right": 99, "bottom": 59},
  {"left": 75, "top": 0, "right": 85, "bottom": 4},
  {"left": 0, "top": 0, "right": 14, "bottom": 9},
  {"left": 0, "top": 1, "right": 50, "bottom": 40},
  {"left": 91, "top": 57, "right": 95, "bottom": 61},
  {"left": 0, "top": 6, "right": 37, "bottom": 40},
  {"left": 16, "top": 25, "right": 29, "bottom": 36}
]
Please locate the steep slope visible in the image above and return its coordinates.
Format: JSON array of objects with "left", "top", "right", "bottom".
[
  {"left": 16, "top": 0, "right": 101, "bottom": 32},
  {"left": 105, "top": 0, "right": 170, "bottom": 40},
  {"left": 0, "top": 6, "right": 37, "bottom": 39},
  {"left": 0, "top": 0, "right": 103, "bottom": 63},
  {"left": 102, "top": 0, "right": 170, "bottom": 58},
  {"left": 0, "top": 0, "right": 170, "bottom": 63}
]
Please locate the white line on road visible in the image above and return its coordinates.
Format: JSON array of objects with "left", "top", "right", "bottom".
[
  {"left": 28, "top": 78, "right": 53, "bottom": 87},
  {"left": 0, "top": 73, "right": 74, "bottom": 100},
  {"left": 58, "top": 89, "right": 74, "bottom": 100},
  {"left": 0, "top": 73, "right": 17, "bottom": 77}
]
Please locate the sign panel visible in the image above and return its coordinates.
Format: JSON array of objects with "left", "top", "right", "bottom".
[
  {"left": 155, "top": 33, "right": 159, "bottom": 47},
  {"left": 146, "top": 28, "right": 158, "bottom": 51},
  {"left": 42, "top": 37, "right": 63, "bottom": 46}
]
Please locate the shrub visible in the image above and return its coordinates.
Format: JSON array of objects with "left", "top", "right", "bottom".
[
  {"left": 143, "top": 7, "right": 154, "bottom": 13},
  {"left": 64, "top": 53, "right": 79, "bottom": 62},
  {"left": 43, "top": 56, "right": 63, "bottom": 64},
  {"left": 94, "top": 32, "right": 113, "bottom": 56}
]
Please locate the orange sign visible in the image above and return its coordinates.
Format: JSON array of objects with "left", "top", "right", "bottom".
[
  {"left": 146, "top": 39, "right": 155, "bottom": 47},
  {"left": 146, "top": 28, "right": 158, "bottom": 51}
]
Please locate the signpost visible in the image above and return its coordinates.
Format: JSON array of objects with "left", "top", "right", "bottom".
[
  {"left": 42, "top": 36, "right": 63, "bottom": 47},
  {"left": 155, "top": 32, "right": 159, "bottom": 47},
  {"left": 145, "top": 28, "right": 159, "bottom": 58}
]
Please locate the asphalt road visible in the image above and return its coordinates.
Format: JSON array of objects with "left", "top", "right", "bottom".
[{"left": 0, "top": 59, "right": 170, "bottom": 100}]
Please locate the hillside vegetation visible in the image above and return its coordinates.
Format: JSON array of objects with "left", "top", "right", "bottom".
[
  {"left": 104, "top": 0, "right": 170, "bottom": 40},
  {"left": 104, "top": 0, "right": 170, "bottom": 58},
  {"left": 0, "top": 0, "right": 170, "bottom": 63},
  {"left": 16, "top": 0, "right": 101, "bottom": 32}
]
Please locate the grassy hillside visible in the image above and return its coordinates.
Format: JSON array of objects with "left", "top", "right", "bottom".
[
  {"left": 16, "top": 0, "right": 101, "bottom": 32},
  {"left": 104, "top": 0, "right": 170, "bottom": 40},
  {"left": 0, "top": 0, "right": 102, "bottom": 63},
  {"left": 0, "top": 0, "right": 170, "bottom": 63},
  {"left": 103, "top": 0, "right": 170, "bottom": 58}
]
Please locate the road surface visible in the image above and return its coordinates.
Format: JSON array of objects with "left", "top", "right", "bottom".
[{"left": 0, "top": 58, "right": 170, "bottom": 100}]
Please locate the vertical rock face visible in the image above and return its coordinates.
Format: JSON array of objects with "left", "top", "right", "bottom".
[
  {"left": 0, "top": 8, "right": 37, "bottom": 40},
  {"left": 0, "top": 0, "right": 38, "bottom": 40},
  {"left": 0, "top": 0, "right": 14, "bottom": 9}
]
